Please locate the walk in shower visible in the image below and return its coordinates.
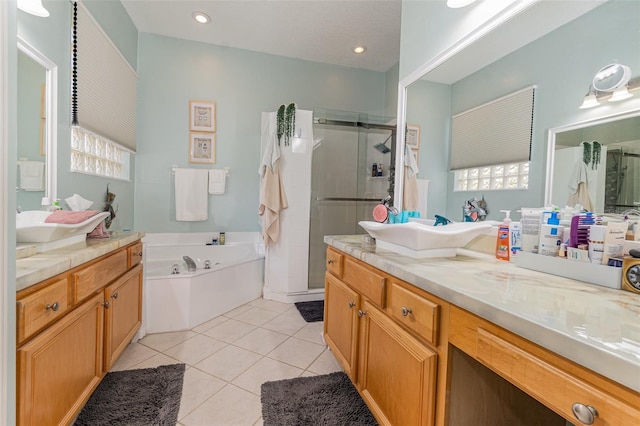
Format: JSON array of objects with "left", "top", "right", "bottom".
[
  {"left": 308, "top": 109, "right": 396, "bottom": 290},
  {"left": 605, "top": 147, "right": 640, "bottom": 213}
]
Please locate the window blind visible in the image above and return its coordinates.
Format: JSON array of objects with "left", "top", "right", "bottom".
[
  {"left": 449, "top": 86, "right": 535, "bottom": 170},
  {"left": 74, "top": 2, "right": 137, "bottom": 152}
]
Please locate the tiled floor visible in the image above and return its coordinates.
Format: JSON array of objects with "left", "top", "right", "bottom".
[{"left": 110, "top": 298, "right": 343, "bottom": 426}]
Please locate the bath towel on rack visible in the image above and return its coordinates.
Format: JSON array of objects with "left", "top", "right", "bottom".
[
  {"left": 174, "top": 168, "right": 209, "bottom": 221},
  {"left": 18, "top": 160, "right": 45, "bottom": 191},
  {"left": 208, "top": 169, "right": 226, "bottom": 194}
]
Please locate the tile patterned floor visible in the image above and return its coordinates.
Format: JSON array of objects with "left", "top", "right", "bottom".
[{"left": 110, "top": 298, "right": 343, "bottom": 426}]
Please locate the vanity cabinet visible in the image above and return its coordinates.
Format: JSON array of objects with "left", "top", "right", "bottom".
[
  {"left": 324, "top": 247, "right": 441, "bottom": 426},
  {"left": 16, "top": 240, "right": 143, "bottom": 426}
]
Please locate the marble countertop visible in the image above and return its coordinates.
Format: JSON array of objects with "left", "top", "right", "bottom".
[
  {"left": 16, "top": 232, "right": 145, "bottom": 293},
  {"left": 325, "top": 235, "right": 640, "bottom": 393}
]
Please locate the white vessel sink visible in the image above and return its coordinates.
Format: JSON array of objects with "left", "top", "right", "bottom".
[
  {"left": 16, "top": 210, "right": 110, "bottom": 244},
  {"left": 359, "top": 220, "right": 499, "bottom": 258}
]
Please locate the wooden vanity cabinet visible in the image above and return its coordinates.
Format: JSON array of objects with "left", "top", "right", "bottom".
[
  {"left": 16, "top": 241, "right": 143, "bottom": 426},
  {"left": 324, "top": 247, "right": 441, "bottom": 426}
]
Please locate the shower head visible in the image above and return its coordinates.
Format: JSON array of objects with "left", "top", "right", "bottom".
[{"left": 374, "top": 134, "right": 393, "bottom": 154}]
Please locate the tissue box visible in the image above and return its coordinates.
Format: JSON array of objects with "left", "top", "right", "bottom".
[{"left": 515, "top": 251, "right": 622, "bottom": 289}]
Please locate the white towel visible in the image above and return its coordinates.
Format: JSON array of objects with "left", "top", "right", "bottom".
[
  {"left": 18, "top": 160, "right": 45, "bottom": 191},
  {"left": 208, "top": 169, "right": 227, "bottom": 194},
  {"left": 174, "top": 168, "right": 209, "bottom": 221},
  {"left": 258, "top": 112, "right": 281, "bottom": 177}
]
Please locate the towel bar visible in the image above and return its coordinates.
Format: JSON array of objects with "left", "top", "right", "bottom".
[{"left": 171, "top": 165, "right": 230, "bottom": 176}]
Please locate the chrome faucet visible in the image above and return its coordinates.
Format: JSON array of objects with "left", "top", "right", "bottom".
[
  {"left": 381, "top": 195, "right": 399, "bottom": 216},
  {"left": 16, "top": 206, "right": 22, "bottom": 214},
  {"left": 183, "top": 256, "right": 197, "bottom": 272}
]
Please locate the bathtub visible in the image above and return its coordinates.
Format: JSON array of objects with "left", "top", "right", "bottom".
[{"left": 142, "top": 232, "right": 264, "bottom": 333}]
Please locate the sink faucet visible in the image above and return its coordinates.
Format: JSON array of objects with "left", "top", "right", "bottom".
[
  {"left": 381, "top": 195, "right": 399, "bottom": 216},
  {"left": 16, "top": 206, "right": 22, "bottom": 214},
  {"left": 183, "top": 256, "right": 197, "bottom": 272}
]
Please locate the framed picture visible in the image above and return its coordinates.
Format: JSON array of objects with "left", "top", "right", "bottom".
[
  {"left": 406, "top": 124, "right": 421, "bottom": 149},
  {"left": 189, "top": 132, "right": 216, "bottom": 164},
  {"left": 189, "top": 100, "right": 216, "bottom": 132}
]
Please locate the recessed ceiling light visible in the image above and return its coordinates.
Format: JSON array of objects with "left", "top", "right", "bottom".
[
  {"left": 192, "top": 11, "right": 211, "bottom": 24},
  {"left": 353, "top": 46, "right": 367, "bottom": 54}
]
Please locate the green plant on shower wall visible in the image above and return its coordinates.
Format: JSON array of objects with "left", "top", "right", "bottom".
[{"left": 276, "top": 103, "right": 296, "bottom": 146}]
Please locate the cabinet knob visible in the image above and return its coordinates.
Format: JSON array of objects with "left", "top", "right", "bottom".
[
  {"left": 348, "top": 301, "right": 355, "bottom": 308},
  {"left": 137, "top": 252, "right": 142, "bottom": 257},
  {"left": 111, "top": 292, "right": 119, "bottom": 299},
  {"left": 102, "top": 301, "right": 110, "bottom": 308},
  {"left": 401, "top": 306, "right": 412, "bottom": 316},
  {"left": 327, "top": 259, "right": 334, "bottom": 264},
  {"left": 572, "top": 403, "right": 598, "bottom": 425},
  {"left": 358, "top": 310, "right": 367, "bottom": 317},
  {"left": 45, "top": 302, "right": 59, "bottom": 312}
]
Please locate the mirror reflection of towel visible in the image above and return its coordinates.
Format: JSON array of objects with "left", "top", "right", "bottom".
[{"left": 18, "top": 160, "right": 45, "bottom": 191}]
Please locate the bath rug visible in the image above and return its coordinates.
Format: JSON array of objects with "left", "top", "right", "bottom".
[
  {"left": 294, "top": 300, "right": 324, "bottom": 322},
  {"left": 261, "top": 371, "right": 378, "bottom": 425},
  {"left": 74, "top": 363, "right": 185, "bottom": 426}
]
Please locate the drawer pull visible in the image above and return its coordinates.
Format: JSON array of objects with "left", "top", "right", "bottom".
[
  {"left": 111, "top": 292, "right": 119, "bottom": 299},
  {"left": 327, "top": 259, "right": 334, "bottom": 264},
  {"left": 102, "top": 301, "right": 110, "bottom": 308},
  {"left": 137, "top": 252, "right": 142, "bottom": 256},
  {"left": 348, "top": 301, "right": 355, "bottom": 308},
  {"left": 401, "top": 306, "right": 412, "bottom": 316},
  {"left": 572, "top": 403, "right": 598, "bottom": 425},
  {"left": 45, "top": 302, "right": 59, "bottom": 312},
  {"left": 358, "top": 310, "right": 367, "bottom": 318}
]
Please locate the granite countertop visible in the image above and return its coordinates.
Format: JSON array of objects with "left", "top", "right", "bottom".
[
  {"left": 325, "top": 235, "right": 640, "bottom": 394},
  {"left": 16, "top": 231, "right": 145, "bottom": 293}
]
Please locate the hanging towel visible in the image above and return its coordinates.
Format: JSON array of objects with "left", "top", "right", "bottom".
[
  {"left": 174, "top": 168, "right": 209, "bottom": 221},
  {"left": 18, "top": 160, "right": 45, "bottom": 191},
  {"left": 403, "top": 146, "right": 419, "bottom": 211},
  {"left": 259, "top": 159, "right": 288, "bottom": 244},
  {"left": 567, "top": 161, "right": 593, "bottom": 211},
  {"left": 258, "top": 117, "right": 281, "bottom": 177},
  {"left": 208, "top": 169, "right": 227, "bottom": 194}
]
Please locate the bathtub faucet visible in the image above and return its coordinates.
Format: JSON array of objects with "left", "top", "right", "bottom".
[{"left": 183, "top": 256, "right": 197, "bottom": 272}]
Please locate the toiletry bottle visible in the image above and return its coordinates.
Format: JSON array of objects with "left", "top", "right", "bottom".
[
  {"left": 219, "top": 232, "right": 225, "bottom": 245},
  {"left": 509, "top": 221, "right": 522, "bottom": 262},
  {"left": 539, "top": 212, "right": 563, "bottom": 256},
  {"left": 378, "top": 163, "right": 383, "bottom": 176},
  {"left": 372, "top": 163, "right": 377, "bottom": 177},
  {"left": 495, "top": 210, "right": 511, "bottom": 261}
]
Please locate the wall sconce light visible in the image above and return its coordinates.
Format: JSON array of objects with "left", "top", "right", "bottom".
[
  {"left": 17, "top": 0, "right": 49, "bottom": 17},
  {"left": 579, "top": 64, "right": 637, "bottom": 108}
]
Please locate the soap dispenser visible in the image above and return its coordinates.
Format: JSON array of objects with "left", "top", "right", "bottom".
[
  {"left": 539, "top": 211, "right": 564, "bottom": 257},
  {"left": 495, "top": 210, "right": 512, "bottom": 261}
]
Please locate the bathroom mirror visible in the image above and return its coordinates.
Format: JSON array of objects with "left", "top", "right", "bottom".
[
  {"left": 545, "top": 110, "right": 640, "bottom": 213},
  {"left": 17, "top": 37, "right": 57, "bottom": 211},
  {"left": 396, "top": 0, "right": 636, "bottom": 220}
]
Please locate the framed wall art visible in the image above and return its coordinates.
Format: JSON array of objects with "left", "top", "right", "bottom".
[
  {"left": 406, "top": 124, "right": 421, "bottom": 149},
  {"left": 189, "top": 132, "right": 216, "bottom": 164},
  {"left": 189, "top": 100, "right": 216, "bottom": 132}
]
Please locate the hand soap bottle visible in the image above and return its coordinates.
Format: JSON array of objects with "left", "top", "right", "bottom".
[{"left": 495, "top": 210, "right": 512, "bottom": 261}]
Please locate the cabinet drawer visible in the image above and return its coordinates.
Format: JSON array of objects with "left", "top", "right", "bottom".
[
  {"left": 477, "top": 328, "right": 640, "bottom": 425},
  {"left": 388, "top": 282, "right": 440, "bottom": 346},
  {"left": 128, "top": 242, "right": 143, "bottom": 268},
  {"left": 73, "top": 250, "right": 127, "bottom": 303},
  {"left": 17, "top": 278, "right": 69, "bottom": 344},
  {"left": 326, "top": 248, "right": 344, "bottom": 278},
  {"left": 342, "top": 257, "right": 385, "bottom": 307}
]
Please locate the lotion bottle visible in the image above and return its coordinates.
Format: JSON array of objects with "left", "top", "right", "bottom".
[
  {"left": 495, "top": 210, "right": 512, "bottom": 261},
  {"left": 539, "top": 212, "right": 563, "bottom": 256}
]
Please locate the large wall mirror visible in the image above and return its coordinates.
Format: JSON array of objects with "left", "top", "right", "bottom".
[
  {"left": 397, "top": 0, "right": 639, "bottom": 220},
  {"left": 17, "top": 37, "right": 57, "bottom": 211}
]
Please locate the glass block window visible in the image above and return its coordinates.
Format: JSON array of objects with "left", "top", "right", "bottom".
[
  {"left": 71, "top": 126, "right": 131, "bottom": 180},
  {"left": 454, "top": 162, "right": 528, "bottom": 191}
]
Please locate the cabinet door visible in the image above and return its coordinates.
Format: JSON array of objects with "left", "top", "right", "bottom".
[
  {"left": 358, "top": 301, "right": 437, "bottom": 426},
  {"left": 103, "top": 264, "right": 143, "bottom": 372},
  {"left": 324, "top": 272, "right": 359, "bottom": 381},
  {"left": 17, "top": 293, "right": 104, "bottom": 426}
]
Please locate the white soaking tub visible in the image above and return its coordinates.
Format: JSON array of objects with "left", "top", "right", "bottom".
[{"left": 143, "top": 232, "right": 264, "bottom": 333}]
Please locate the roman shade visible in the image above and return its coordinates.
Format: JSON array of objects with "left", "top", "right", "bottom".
[
  {"left": 73, "top": 1, "right": 137, "bottom": 152},
  {"left": 449, "top": 86, "right": 535, "bottom": 170}
]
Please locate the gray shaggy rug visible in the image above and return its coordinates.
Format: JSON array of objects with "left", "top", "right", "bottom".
[
  {"left": 294, "top": 300, "right": 324, "bottom": 322},
  {"left": 261, "top": 371, "right": 378, "bottom": 425},
  {"left": 74, "top": 364, "right": 185, "bottom": 426}
]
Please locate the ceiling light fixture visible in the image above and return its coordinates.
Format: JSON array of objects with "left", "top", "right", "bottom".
[
  {"left": 17, "top": 0, "right": 50, "bottom": 17},
  {"left": 447, "top": 0, "right": 477, "bottom": 9},
  {"left": 353, "top": 46, "right": 366, "bottom": 54},
  {"left": 192, "top": 11, "right": 211, "bottom": 24}
]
